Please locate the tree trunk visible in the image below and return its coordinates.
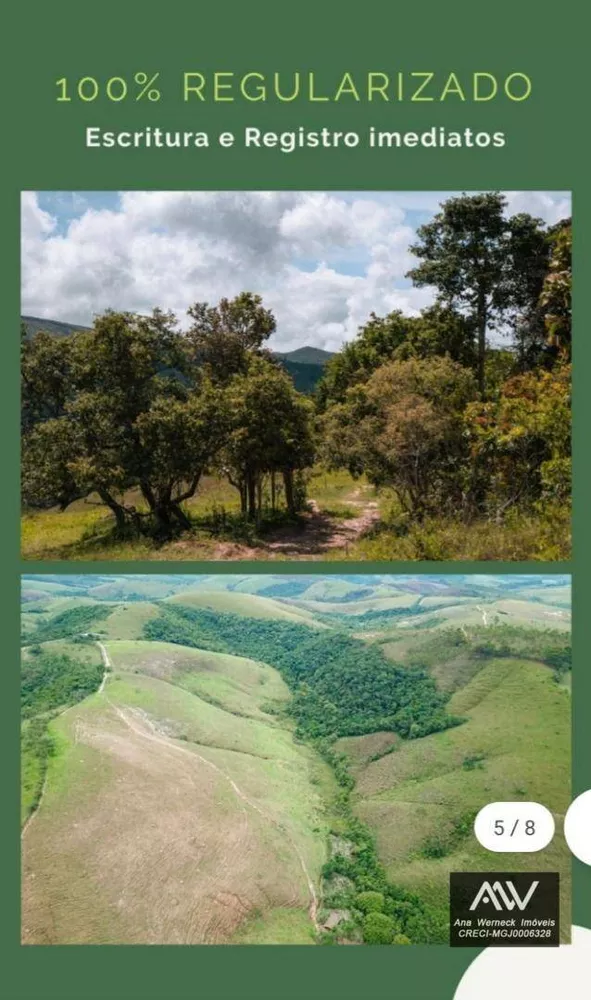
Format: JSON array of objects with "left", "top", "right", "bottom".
[
  {"left": 477, "top": 288, "right": 487, "bottom": 395},
  {"left": 247, "top": 471, "right": 257, "bottom": 521},
  {"left": 98, "top": 489, "right": 128, "bottom": 535},
  {"left": 171, "top": 503, "right": 192, "bottom": 531},
  {"left": 271, "top": 471, "right": 276, "bottom": 511},
  {"left": 283, "top": 469, "right": 295, "bottom": 517}
]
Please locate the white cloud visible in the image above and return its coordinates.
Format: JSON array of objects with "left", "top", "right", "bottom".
[{"left": 21, "top": 190, "right": 571, "bottom": 353}]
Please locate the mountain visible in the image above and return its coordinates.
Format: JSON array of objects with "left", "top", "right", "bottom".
[
  {"left": 276, "top": 347, "right": 334, "bottom": 365},
  {"left": 21, "top": 317, "right": 333, "bottom": 394},
  {"left": 21, "top": 315, "right": 92, "bottom": 338}
]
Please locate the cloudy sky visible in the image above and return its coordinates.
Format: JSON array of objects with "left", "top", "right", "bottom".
[{"left": 21, "top": 190, "right": 571, "bottom": 353}]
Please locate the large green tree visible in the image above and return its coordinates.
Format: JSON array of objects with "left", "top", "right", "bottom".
[
  {"left": 406, "top": 193, "right": 549, "bottom": 393},
  {"left": 321, "top": 356, "right": 476, "bottom": 519},
  {"left": 22, "top": 310, "right": 227, "bottom": 537},
  {"left": 223, "top": 356, "right": 315, "bottom": 520},
  {"left": 185, "top": 291, "right": 276, "bottom": 382}
]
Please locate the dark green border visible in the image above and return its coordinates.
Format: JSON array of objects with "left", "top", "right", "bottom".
[{"left": 4, "top": 2, "right": 589, "bottom": 998}]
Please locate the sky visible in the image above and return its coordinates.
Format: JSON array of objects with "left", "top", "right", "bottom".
[{"left": 21, "top": 190, "right": 571, "bottom": 353}]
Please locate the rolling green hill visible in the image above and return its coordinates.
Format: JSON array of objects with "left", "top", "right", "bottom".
[{"left": 21, "top": 574, "right": 571, "bottom": 945}]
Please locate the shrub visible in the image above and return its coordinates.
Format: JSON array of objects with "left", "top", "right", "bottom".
[
  {"left": 356, "top": 891, "right": 385, "bottom": 914},
  {"left": 362, "top": 912, "right": 395, "bottom": 944}
]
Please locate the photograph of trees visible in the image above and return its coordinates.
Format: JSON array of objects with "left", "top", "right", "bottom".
[{"left": 21, "top": 192, "right": 571, "bottom": 561}]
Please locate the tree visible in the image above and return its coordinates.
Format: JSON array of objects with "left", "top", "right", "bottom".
[
  {"left": 22, "top": 310, "right": 228, "bottom": 538},
  {"left": 362, "top": 911, "right": 395, "bottom": 944},
  {"left": 21, "top": 329, "right": 74, "bottom": 433},
  {"left": 316, "top": 310, "right": 419, "bottom": 409},
  {"left": 539, "top": 220, "right": 572, "bottom": 359},
  {"left": 407, "top": 193, "right": 548, "bottom": 393},
  {"left": 316, "top": 306, "right": 477, "bottom": 410},
  {"left": 356, "top": 891, "right": 385, "bottom": 914},
  {"left": 321, "top": 356, "right": 476, "bottom": 519},
  {"left": 222, "top": 356, "right": 315, "bottom": 520},
  {"left": 185, "top": 292, "right": 276, "bottom": 382},
  {"left": 465, "top": 362, "right": 571, "bottom": 517}
]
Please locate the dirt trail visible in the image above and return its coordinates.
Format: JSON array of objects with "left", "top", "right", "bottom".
[
  {"left": 97, "top": 641, "right": 111, "bottom": 691},
  {"left": 100, "top": 654, "right": 320, "bottom": 932},
  {"left": 476, "top": 605, "right": 489, "bottom": 627},
  {"left": 213, "top": 486, "right": 380, "bottom": 560}
]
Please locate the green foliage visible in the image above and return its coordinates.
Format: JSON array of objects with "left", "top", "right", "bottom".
[
  {"left": 22, "top": 297, "right": 316, "bottom": 537},
  {"left": 356, "top": 891, "right": 385, "bottom": 914},
  {"left": 362, "top": 911, "right": 395, "bottom": 944},
  {"left": 21, "top": 193, "right": 571, "bottom": 560},
  {"left": 419, "top": 812, "right": 476, "bottom": 860},
  {"left": 21, "top": 716, "right": 57, "bottom": 821},
  {"left": 21, "top": 650, "right": 103, "bottom": 717},
  {"left": 144, "top": 604, "right": 460, "bottom": 740},
  {"left": 223, "top": 355, "right": 315, "bottom": 519},
  {"left": 321, "top": 355, "right": 476, "bottom": 518},
  {"left": 23, "top": 604, "right": 111, "bottom": 646},
  {"left": 407, "top": 192, "right": 549, "bottom": 393},
  {"left": 539, "top": 221, "right": 572, "bottom": 359},
  {"left": 462, "top": 753, "right": 486, "bottom": 771}
]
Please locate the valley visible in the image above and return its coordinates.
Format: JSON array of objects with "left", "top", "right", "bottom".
[{"left": 21, "top": 574, "right": 571, "bottom": 945}]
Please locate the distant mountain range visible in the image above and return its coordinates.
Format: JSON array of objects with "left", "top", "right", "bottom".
[{"left": 21, "top": 316, "right": 334, "bottom": 393}]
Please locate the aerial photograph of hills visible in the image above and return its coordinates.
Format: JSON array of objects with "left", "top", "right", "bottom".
[{"left": 21, "top": 573, "right": 571, "bottom": 945}]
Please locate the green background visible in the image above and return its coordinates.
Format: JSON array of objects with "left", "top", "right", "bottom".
[{"left": 2, "top": 1, "right": 587, "bottom": 997}]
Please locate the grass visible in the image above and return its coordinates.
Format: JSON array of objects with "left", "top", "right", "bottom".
[
  {"left": 166, "top": 590, "right": 327, "bottom": 626},
  {"left": 349, "top": 656, "right": 571, "bottom": 930},
  {"left": 21, "top": 469, "right": 369, "bottom": 561},
  {"left": 348, "top": 507, "right": 571, "bottom": 562},
  {"left": 105, "top": 639, "right": 291, "bottom": 720},
  {"left": 22, "top": 638, "right": 336, "bottom": 944},
  {"left": 21, "top": 579, "right": 571, "bottom": 944},
  {"left": 22, "top": 469, "right": 570, "bottom": 562},
  {"left": 100, "top": 602, "right": 160, "bottom": 640},
  {"left": 232, "top": 907, "right": 316, "bottom": 944}
]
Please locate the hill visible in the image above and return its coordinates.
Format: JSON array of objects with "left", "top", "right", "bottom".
[
  {"left": 21, "top": 316, "right": 331, "bottom": 394},
  {"left": 20, "top": 574, "right": 571, "bottom": 945},
  {"left": 276, "top": 347, "right": 334, "bottom": 365},
  {"left": 21, "top": 315, "right": 91, "bottom": 338}
]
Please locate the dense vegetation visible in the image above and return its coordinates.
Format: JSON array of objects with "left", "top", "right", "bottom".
[
  {"left": 319, "top": 752, "right": 447, "bottom": 944},
  {"left": 22, "top": 193, "right": 571, "bottom": 559},
  {"left": 22, "top": 649, "right": 103, "bottom": 718},
  {"left": 144, "top": 604, "right": 460, "bottom": 739},
  {"left": 144, "top": 601, "right": 457, "bottom": 942},
  {"left": 21, "top": 647, "right": 104, "bottom": 823},
  {"left": 21, "top": 604, "right": 112, "bottom": 646},
  {"left": 317, "top": 197, "right": 571, "bottom": 558}
]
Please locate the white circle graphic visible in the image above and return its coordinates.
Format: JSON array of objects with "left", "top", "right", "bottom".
[
  {"left": 564, "top": 790, "right": 591, "bottom": 866},
  {"left": 454, "top": 925, "right": 591, "bottom": 999}
]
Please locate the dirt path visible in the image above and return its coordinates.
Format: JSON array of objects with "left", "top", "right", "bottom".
[
  {"left": 97, "top": 641, "right": 111, "bottom": 691},
  {"left": 476, "top": 605, "right": 489, "bottom": 627},
  {"left": 213, "top": 487, "right": 380, "bottom": 560},
  {"left": 100, "top": 654, "right": 320, "bottom": 932}
]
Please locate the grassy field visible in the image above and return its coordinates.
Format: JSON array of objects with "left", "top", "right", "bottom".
[
  {"left": 21, "top": 470, "right": 371, "bottom": 561},
  {"left": 165, "top": 590, "right": 326, "bottom": 626},
  {"left": 342, "top": 655, "right": 571, "bottom": 933},
  {"left": 21, "top": 633, "right": 336, "bottom": 945}
]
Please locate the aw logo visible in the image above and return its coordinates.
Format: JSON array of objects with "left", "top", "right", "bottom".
[
  {"left": 450, "top": 872, "right": 559, "bottom": 947},
  {"left": 469, "top": 879, "right": 539, "bottom": 911}
]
